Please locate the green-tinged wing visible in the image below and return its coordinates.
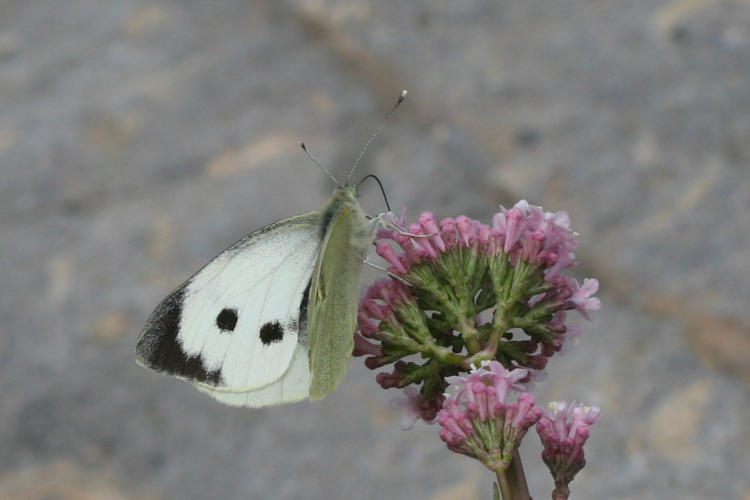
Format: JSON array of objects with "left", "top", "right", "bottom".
[{"left": 307, "top": 187, "right": 375, "bottom": 399}]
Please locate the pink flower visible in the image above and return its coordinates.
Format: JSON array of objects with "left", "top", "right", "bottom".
[
  {"left": 536, "top": 401, "right": 601, "bottom": 499},
  {"left": 503, "top": 205, "right": 527, "bottom": 253},
  {"left": 376, "top": 368, "right": 404, "bottom": 389},
  {"left": 376, "top": 241, "right": 408, "bottom": 274},
  {"left": 567, "top": 278, "right": 601, "bottom": 320},
  {"left": 419, "top": 212, "right": 445, "bottom": 251},
  {"left": 390, "top": 387, "right": 422, "bottom": 430},
  {"left": 446, "top": 360, "right": 528, "bottom": 402},
  {"left": 353, "top": 201, "right": 603, "bottom": 496},
  {"left": 437, "top": 362, "right": 542, "bottom": 472},
  {"left": 353, "top": 332, "right": 382, "bottom": 357},
  {"left": 355, "top": 201, "right": 601, "bottom": 433},
  {"left": 374, "top": 202, "right": 583, "bottom": 278},
  {"left": 390, "top": 386, "right": 442, "bottom": 430},
  {"left": 456, "top": 216, "right": 477, "bottom": 247}
]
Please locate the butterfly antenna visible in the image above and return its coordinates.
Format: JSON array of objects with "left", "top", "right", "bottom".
[
  {"left": 346, "top": 89, "right": 408, "bottom": 184},
  {"left": 300, "top": 142, "right": 339, "bottom": 186},
  {"left": 357, "top": 174, "right": 391, "bottom": 212}
]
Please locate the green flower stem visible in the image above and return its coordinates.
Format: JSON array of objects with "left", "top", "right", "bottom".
[
  {"left": 493, "top": 452, "right": 532, "bottom": 500},
  {"left": 412, "top": 267, "right": 483, "bottom": 353},
  {"left": 458, "top": 317, "right": 483, "bottom": 354},
  {"left": 401, "top": 316, "right": 436, "bottom": 344},
  {"left": 507, "top": 451, "right": 531, "bottom": 500},
  {"left": 496, "top": 469, "right": 513, "bottom": 500},
  {"left": 481, "top": 260, "right": 546, "bottom": 363},
  {"left": 396, "top": 360, "right": 441, "bottom": 386},
  {"left": 509, "top": 261, "right": 541, "bottom": 297},
  {"left": 378, "top": 325, "right": 422, "bottom": 350},
  {"left": 526, "top": 282, "right": 554, "bottom": 296},
  {"left": 419, "top": 343, "right": 465, "bottom": 364},
  {"left": 379, "top": 331, "right": 465, "bottom": 366},
  {"left": 482, "top": 302, "right": 513, "bottom": 356},
  {"left": 427, "top": 285, "right": 465, "bottom": 327},
  {"left": 484, "top": 317, "right": 509, "bottom": 351}
]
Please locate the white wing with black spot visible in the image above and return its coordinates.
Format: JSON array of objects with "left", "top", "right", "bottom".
[
  {"left": 194, "top": 343, "right": 311, "bottom": 407},
  {"left": 136, "top": 212, "right": 320, "bottom": 403}
]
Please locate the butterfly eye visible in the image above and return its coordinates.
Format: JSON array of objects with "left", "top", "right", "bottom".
[
  {"left": 216, "top": 308, "right": 238, "bottom": 332},
  {"left": 260, "top": 321, "right": 285, "bottom": 345}
]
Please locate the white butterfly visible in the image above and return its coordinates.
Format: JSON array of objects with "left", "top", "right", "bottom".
[
  {"left": 136, "top": 186, "right": 378, "bottom": 407},
  {"left": 136, "top": 91, "right": 407, "bottom": 407}
]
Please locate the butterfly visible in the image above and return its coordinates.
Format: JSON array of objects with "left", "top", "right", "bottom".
[
  {"left": 136, "top": 91, "right": 407, "bottom": 407},
  {"left": 135, "top": 183, "right": 381, "bottom": 407}
]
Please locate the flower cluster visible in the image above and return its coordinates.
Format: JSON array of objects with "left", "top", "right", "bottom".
[
  {"left": 353, "top": 200, "right": 602, "bottom": 498},
  {"left": 437, "top": 361, "right": 542, "bottom": 472},
  {"left": 354, "top": 200, "right": 600, "bottom": 419},
  {"left": 536, "top": 402, "right": 601, "bottom": 500}
]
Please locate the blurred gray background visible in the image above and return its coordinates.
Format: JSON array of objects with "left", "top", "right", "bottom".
[{"left": 1, "top": 1, "right": 749, "bottom": 499}]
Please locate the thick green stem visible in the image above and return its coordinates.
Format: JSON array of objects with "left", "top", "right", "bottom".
[
  {"left": 495, "top": 469, "right": 513, "bottom": 500},
  {"left": 507, "top": 451, "right": 531, "bottom": 500},
  {"left": 492, "top": 452, "right": 532, "bottom": 500}
]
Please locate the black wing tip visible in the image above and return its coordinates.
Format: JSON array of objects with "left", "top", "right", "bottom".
[{"left": 134, "top": 286, "right": 224, "bottom": 386}]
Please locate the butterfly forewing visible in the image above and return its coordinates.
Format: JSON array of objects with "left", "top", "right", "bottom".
[{"left": 136, "top": 212, "right": 321, "bottom": 395}]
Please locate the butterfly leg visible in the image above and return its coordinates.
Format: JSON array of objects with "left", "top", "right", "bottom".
[
  {"left": 376, "top": 212, "right": 436, "bottom": 238},
  {"left": 364, "top": 259, "right": 411, "bottom": 285}
]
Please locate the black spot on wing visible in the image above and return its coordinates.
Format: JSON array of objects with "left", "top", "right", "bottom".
[
  {"left": 216, "top": 308, "right": 238, "bottom": 332},
  {"left": 136, "top": 285, "right": 223, "bottom": 386},
  {"left": 260, "top": 321, "right": 284, "bottom": 345}
]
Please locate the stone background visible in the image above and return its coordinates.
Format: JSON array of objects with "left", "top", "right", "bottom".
[{"left": 1, "top": 1, "right": 749, "bottom": 499}]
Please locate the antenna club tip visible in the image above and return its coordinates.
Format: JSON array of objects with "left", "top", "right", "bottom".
[
  {"left": 300, "top": 141, "right": 307, "bottom": 149},
  {"left": 400, "top": 90, "right": 408, "bottom": 98}
]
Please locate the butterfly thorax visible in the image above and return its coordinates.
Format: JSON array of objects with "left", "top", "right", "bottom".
[{"left": 319, "top": 185, "right": 359, "bottom": 239}]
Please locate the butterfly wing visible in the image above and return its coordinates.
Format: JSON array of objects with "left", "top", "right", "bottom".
[
  {"left": 307, "top": 187, "right": 376, "bottom": 399},
  {"left": 193, "top": 343, "right": 311, "bottom": 407},
  {"left": 136, "top": 212, "right": 321, "bottom": 403}
]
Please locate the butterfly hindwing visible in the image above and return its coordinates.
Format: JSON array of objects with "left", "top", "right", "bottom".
[
  {"left": 136, "top": 212, "right": 321, "bottom": 396},
  {"left": 193, "top": 343, "right": 311, "bottom": 407},
  {"left": 308, "top": 187, "right": 377, "bottom": 399}
]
